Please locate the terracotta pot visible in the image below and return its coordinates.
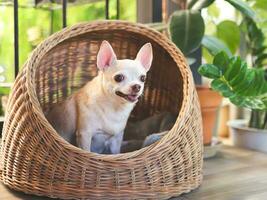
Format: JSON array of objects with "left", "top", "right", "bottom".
[
  {"left": 196, "top": 86, "right": 222, "bottom": 145},
  {"left": 218, "top": 103, "right": 230, "bottom": 138}
]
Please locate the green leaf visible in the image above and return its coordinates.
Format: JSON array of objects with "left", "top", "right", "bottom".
[
  {"left": 211, "top": 79, "right": 234, "bottom": 97},
  {"left": 224, "top": 57, "right": 242, "bottom": 82},
  {"left": 234, "top": 69, "right": 255, "bottom": 94},
  {"left": 213, "top": 51, "right": 229, "bottom": 74},
  {"left": 242, "top": 70, "right": 262, "bottom": 96},
  {"left": 168, "top": 10, "right": 205, "bottom": 55},
  {"left": 253, "top": 0, "right": 267, "bottom": 10},
  {"left": 0, "top": 87, "right": 10, "bottom": 95},
  {"left": 257, "top": 69, "right": 267, "bottom": 94},
  {"left": 217, "top": 20, "right": 240, "bottom": 54},
  {"left": 229, "top": 61, "right": 247, "bottom": 87},
  {"left": 202, "top": 35, "right": 232, "bottom": 57},
  {"left": 199, "top": 52, "right": 267, "bottom": 110},
  {"left": 251, "top": 69, "right": 266, "bottom": 95},
  {"left": 255, "top": 53, "right": 267, "bottom": 66},
  {"left": 204, "top": 20, "right": 217, "bottom": 35},
  {"left": 230, "top": 95, "right": 267, "bottom": 110},
  {"left": 192, "top": 0, "right": 216, "bottom": 10},
  {"left": 253, "top": 46, "right": 266, "bottom": 55},
  {"left": 207, "top": 3, "right": 220, "bottom": 18},
  {"left": 243, "top": 17, "right": 267, "bottom": 68},
  {"left": 202, "top": 47, "right": 214, "bottom": 63},
  {"left": 224, "top": 0, "right": 257, "bottom": 21},
  {"left": 198, "top": 64, "right": 221, "bottom": 79}
]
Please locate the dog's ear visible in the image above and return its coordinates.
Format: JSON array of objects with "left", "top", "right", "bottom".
[
  {"left": 97, "top": 40, "right": 117, "bottom": 70},
  {"left": 136, "top": 43, "right": 153, "bottom": 72}
]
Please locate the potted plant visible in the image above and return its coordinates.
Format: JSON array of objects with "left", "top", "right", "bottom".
[
  {"left": 199, "top": 51, "right": 267, "bottom": 152},
  {"left": 149, "top": 0, "right": 259, "bottom": 146},
  {"left": 167, "top": 0, "right": 256, "bottom": 145}
]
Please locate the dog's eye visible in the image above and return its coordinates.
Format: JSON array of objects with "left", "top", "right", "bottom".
[
  {"left": 140, "top": 75, "right": 146, "bottom": 82},
  {"left": 114, "top": 74, "right": 125, "bottom": 82}
]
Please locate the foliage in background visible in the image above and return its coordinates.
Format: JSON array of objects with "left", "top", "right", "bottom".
[
  {"left": 169, "top": 0, "right": 267, "bottom": 130},
  {"left": 240, "top": 16, "right": 267, "bottom": 128},
  {"left": 203, "top": 0, "right": 267, "bottom": 62},
  {"left": 199, "top": 51, "right": 267, "bottom": 128},
  {"left": 0, "top": 0, "right": 136, "bottom": 83},
  {"left": 168, "top": 0, "right": 256, "bottom": 58},
  {"left": 203, "top": 1, "right": 267, "bottom": 130},
  {"left": 241, "top": 17, "right": 267, "bottom": 68},
  {"left": 217, "top": 20, "right": 240, "bottom": 54},
  {"left": 169, "top": 9, "right": 205, "bottom": 55}
]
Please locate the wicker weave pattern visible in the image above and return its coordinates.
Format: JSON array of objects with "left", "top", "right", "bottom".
[{"left": 0, "top": 21, "right": 203, "bottom": 200}]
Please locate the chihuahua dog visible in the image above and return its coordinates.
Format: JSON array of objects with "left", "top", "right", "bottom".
[{"left": 46, "top": 40, "right": 153, "bottom": 154}]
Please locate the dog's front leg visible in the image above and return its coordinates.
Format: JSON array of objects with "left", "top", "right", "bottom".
[
  {"left": 109, "top": 131, "right": 124, "bottom": 154},
  {"left": 76, "top": 128, "right": 93, "bottom": 151},
  {"left": 75, "top": 103, "right": 95, "bottom": 151},
  {"left": 76, "top": 114, "right": 93, "bottom": 151}
]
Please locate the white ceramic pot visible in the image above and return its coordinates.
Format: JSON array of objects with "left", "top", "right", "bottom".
[{"left": 228, "top": 119, "right": 267, "bottom": 153}]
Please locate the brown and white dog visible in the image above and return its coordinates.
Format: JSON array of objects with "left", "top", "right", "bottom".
[{"left": 46, "top": 40, "right": 153, "bottom": 154}]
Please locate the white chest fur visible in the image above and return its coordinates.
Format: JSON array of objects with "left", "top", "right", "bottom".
[
  {"left": 93, "top": 101, "right": 134, "bottom": 136},
  {"left": 80, "top": 76, "right": 135, "bottom": 137}
]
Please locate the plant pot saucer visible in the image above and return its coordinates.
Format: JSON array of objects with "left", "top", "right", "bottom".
[{"left": 204, "top": 137, "right": 222, "bottom": 159}]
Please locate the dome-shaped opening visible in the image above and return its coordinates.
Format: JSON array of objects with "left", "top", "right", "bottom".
[
  {"left": 34, "top": 28, "right": 185, "bottom": 153},
  {"left": 36, "top": 30, "right": 184, "bottom": 121}
]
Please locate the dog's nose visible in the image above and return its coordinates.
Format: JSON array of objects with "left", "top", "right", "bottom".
[{"left": 132, "top": 84, "right": 141, "bottom": 93}]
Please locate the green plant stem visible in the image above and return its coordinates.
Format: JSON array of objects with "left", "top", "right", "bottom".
[
  {"left": 249, "top": 110, "right": 267, "bottom": 129},
  {"left": 249, "top": 110, "right": 260, "bottom": 129}
]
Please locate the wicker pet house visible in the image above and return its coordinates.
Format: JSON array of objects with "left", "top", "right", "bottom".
[{"left": 0, "top": 21, "right": 203, "bottom": 199}]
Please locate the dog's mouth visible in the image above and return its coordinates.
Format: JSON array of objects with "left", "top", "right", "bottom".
[{"left": 115, "top": 91, "right": 139, "bottom": 102}]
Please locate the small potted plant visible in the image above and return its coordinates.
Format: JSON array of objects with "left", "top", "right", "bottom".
[
  {"left": 150, "top": 0, "right": 258, "bottom": 146},
  {"left": 166, "top": 0, "right": 256, "bottom": 146},
  {"left": 199, "top": 51, "right": 267, "bottom": 152}
]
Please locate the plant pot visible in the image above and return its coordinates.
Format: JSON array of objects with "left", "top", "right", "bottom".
[
  {"left": 228, "top": 119, "right": 267, "bottom": 153},
  {"left": 218, "top": 101, "right": 230, "bottom": 138},
  {"left": 196, "top": 85, "right": 222, "bottom": 145}
]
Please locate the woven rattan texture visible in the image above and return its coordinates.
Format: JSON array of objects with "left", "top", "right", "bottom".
[{"left": 0, "top": 21, "right": 203, "bottom": 200}]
